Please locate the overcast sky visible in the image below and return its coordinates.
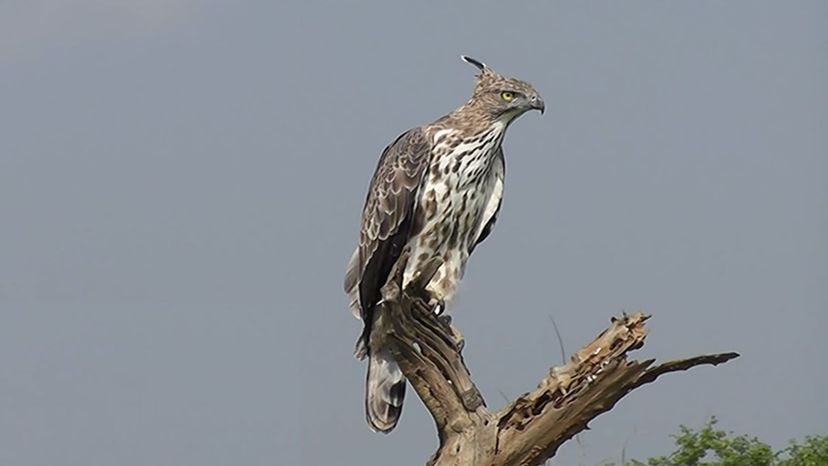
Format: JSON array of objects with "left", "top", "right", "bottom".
[{"left": 1, "top": 1, "right": 826, "bottom": 465}]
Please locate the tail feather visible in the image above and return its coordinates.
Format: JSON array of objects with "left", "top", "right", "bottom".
[{"left": 365, "top": 350, "right": 406, "bottom": 433}]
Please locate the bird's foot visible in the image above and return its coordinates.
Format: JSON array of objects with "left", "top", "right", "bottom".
[
  {"left": 430, "top": 298, "right": 446, "bottom": 316},
  {"left": 451, "top": 325, "right": 465, "bottom": 352}
]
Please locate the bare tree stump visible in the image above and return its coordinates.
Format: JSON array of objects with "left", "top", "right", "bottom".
[{"left": 372, "top": 250, "right": 739, "bottom": 466}]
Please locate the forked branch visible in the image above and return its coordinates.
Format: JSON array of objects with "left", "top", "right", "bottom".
[{"left": 371, "top": 250, "right": 739, "bottom": 466}]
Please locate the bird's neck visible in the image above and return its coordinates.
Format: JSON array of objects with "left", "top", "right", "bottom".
[{"left": 435, "top": 103, "right": 513, "bottom": 140}]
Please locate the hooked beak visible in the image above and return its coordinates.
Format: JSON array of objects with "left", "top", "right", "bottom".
[{"left": 530, "top": 94, "right": 545, "bottom": 115}]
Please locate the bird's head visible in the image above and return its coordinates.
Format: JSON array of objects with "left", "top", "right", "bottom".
[{"left": 461, "top": 55, "right": 545, "bottom": 123}]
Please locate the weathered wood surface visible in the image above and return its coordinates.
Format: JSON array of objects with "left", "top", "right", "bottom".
[{"left": 373, "top": 250, "right": 739, "bottom": 466}]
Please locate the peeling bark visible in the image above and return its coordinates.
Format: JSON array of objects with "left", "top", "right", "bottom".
[{"left": 372, "top": 250, "right": 739, "bottom": 466}]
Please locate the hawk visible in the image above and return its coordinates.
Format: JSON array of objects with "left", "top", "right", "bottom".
[{"left": 344, "top": 56, "right": 544, "bottom": 433}]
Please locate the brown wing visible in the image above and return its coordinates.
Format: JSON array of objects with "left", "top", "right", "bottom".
[
  {"left": 344, "top": 127, "right": 432, "bottom": 353},
  {"left": 469, "top": 147, "right": 505, "bottom": 253}
]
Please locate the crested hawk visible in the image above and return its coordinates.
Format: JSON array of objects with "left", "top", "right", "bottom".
[{"left": 344, "top": 56, "right": 544, "bottom": 433}]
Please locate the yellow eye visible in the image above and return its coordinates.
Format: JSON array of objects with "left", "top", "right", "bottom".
[{"left": 500, "top": 91, "right": 515, "bottom": 101}]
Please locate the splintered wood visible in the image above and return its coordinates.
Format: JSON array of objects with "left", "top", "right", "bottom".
[{"left": 372, "top": 250, "right": 739, "bottom": 466}]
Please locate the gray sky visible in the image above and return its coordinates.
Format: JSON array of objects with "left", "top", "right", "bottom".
[{"left": 1, "top": 1, "right": 826, "bottom": 465}]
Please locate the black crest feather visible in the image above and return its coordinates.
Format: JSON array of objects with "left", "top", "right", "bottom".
[{"left": 460, "top": 55, "right": 486, "bottom": 71}]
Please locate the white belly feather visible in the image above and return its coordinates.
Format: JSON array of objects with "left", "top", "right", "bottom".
[{"left": 402, "top": 127, "right": 505, "bottom": 309}]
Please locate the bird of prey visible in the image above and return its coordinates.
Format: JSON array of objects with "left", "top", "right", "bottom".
[{"left": 344, "top": 56, "right": 544, "bottom": 433}]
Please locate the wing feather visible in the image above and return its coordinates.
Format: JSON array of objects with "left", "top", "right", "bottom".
[
  {"left": 344, "top": 128, "right": 432, "bottom": 334},
  {"left": 470, "top": 148, "right": 505, "bottom": 253}
]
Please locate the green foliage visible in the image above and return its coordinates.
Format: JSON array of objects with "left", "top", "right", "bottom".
[
  {"left": 602, "top": 417, "right": 828, "bottom": 466},
  {"left": 777, "top": 435, "right": 828, "bottom": 466}
]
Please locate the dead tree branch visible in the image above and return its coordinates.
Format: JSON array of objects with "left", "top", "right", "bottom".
[{"left": 372, "top": 249, "right": 739, "bottom": 466}]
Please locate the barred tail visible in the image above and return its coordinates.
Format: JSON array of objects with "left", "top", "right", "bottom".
[{"left": 365, "top": 349, "right": 406, "bottom": 433}]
